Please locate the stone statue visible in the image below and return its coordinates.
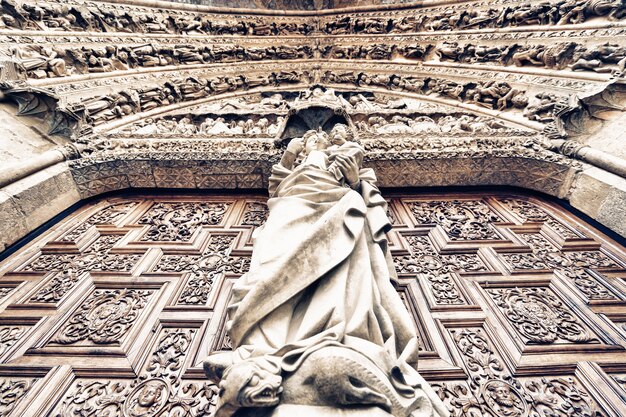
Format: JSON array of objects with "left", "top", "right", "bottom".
[{"left": 203, "top": 125, "right": 449, "bottom": 417}]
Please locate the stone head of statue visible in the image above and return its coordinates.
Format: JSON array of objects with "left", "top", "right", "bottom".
[
  {"left": 329, "top": 123, "right": 353, "bottom": 146},
  {"left": 302, "top": 130, "right": 330, "bottom": 154}
]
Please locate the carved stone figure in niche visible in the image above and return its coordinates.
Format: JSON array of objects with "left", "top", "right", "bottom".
[{"left": 203, "top": 126, "right": 448, "bottom": 417}]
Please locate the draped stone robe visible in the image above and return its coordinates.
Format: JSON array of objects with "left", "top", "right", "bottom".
[{"left": 225, "top": 148, "right": 447, "bottom": 416}]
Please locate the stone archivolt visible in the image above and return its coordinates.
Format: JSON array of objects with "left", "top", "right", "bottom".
[{"left": 0, "top": 0, "right": 623, "bottom": 145}]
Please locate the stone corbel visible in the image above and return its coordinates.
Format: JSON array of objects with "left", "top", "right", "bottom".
[
  {"left": 0, "top": 143, "right": 85, "bottom": 189},
  {"left": 552, "top": 139, "right": 626, "bottom": 179}
]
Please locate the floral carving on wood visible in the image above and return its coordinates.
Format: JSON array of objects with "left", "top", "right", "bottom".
[
  {"left": 50, "top": 289, "right": 152, "bottom": 345},
  {"left": 56, "top": 328, "right": 218, "bottom": 417},
  {"left": 447, "top": 328, "right": 605, "bottom": 417},
  {"left": 505, "top": 233, "right": 624, "bottom": 302},
  {"left": 138, "top": 202, "right": 230, "bottom": 241},
  {"left": 154, "top": 234, "right": 238, "bottom": 305},
  {"left": 28, "top": 271, "right": 82, "bottom": 304},
  {"left": 409, "top": 200, "right": 502, "bottom": 240},
  {"left": 395, "top": 234, "right": 488, "bottom": 305},
  {"left": 486, "top": 287, "right": 595, "bottom": 344},
  {"left": 0, "top": 326, "right": 27, "bottom": 357},
  {"left": 0, "top": 378, "right": 36, "bottom": 416},
  {"left": 241, "top": 202, "right": 269, "bottom": 226},
  {"left": 23, "top": 235, "right": 142, "bottom": 273},
  {"left": 499, "top": 199, "right": 579, "bottom": 239},
  {"left": 61, "top": 201, "right": 138, "bottom": 242}
]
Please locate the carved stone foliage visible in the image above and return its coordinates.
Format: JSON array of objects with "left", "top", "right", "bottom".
[
  {"left": 49, "top": 289, "right": 152, "bottom": 345},
  {"left": 55, "top": 328, "right": 218, "bottom": 417},
  {"left": 0, "top": 378, "right": 36, "bottom": 417},
  {"left": 138, "top": 202, "right": 231, "bottom": 242},
  {"left": 408, "top": 200, "right": 503, "bottom": 240},
  {"left": 437, "top": 327, "right": 607, "bottom": 417},
  {"left": 487, "top": 287, "right": 596, "bottom": 344}
]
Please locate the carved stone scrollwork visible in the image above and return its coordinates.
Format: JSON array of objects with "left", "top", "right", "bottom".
[
  {"left": 486, "top": 287, "right": 595, "bottom": 344},
  {"left": 50, "top": 289, "right": 152, "bottom": 345}
]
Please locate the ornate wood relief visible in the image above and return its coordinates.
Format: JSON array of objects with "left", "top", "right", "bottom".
[{"left": 0, "top": 192, "right": 625, "bottom": 416}]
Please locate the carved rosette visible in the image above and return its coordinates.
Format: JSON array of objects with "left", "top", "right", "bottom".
[
  {"left": 487, "top": 287, "right": 594, "bottom": 344},
  {"left": 50, "top": 289, "right": 152, "bottom": 345}
]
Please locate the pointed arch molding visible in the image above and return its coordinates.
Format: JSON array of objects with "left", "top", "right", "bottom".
[{"left": 0, "top": 0, "right": 625, "bottom": 251}]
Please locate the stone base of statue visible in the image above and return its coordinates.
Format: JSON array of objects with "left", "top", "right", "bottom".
[{"left": 270, "top": 405, "right": 393, "bottom": 417}]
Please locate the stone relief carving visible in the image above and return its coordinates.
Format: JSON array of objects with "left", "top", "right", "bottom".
[
  {"left": 203, "top": 129, "right": 449, "bottom": 416},
  {"left": 321, "top": 0, "right": 626, "bottom": 34},
  {"left": 49, "top": 288, "right": 153, "bottom": 345}
]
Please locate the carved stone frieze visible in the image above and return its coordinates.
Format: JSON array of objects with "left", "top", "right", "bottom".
[
  {"left": 486, "top": 287, "right": 596, "bottom": 344},
  {"left": 49, "top": 288, "right": 153, "bottom": 345}
]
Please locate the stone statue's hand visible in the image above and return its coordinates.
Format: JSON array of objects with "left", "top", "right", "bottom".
[
  {"left": 335, "top": 154, "right": 360, "bottom": 187},
  {"left": 286, "top": 138, "right": 304, "bottom": 155}
]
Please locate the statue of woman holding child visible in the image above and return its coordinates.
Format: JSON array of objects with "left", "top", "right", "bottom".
[{"left": 204, "top": 124, "right": 448, "bottom": 417}]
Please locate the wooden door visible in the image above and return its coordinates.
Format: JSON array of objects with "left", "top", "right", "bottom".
[{"left": 0, "top": 192, "right": 625, "bottom": 416}]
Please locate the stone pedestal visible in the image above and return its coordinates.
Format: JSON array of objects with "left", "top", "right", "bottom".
[{"left": 269, "top": 405, "right": 393, "bottom": 417}]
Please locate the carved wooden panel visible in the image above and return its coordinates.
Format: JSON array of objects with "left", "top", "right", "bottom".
[{"left": 0, "top": 192, "right": 625, "bottom": 416}]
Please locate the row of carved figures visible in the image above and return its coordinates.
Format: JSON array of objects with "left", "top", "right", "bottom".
[
  {"left": 355, "top": 114, "right": 512, "bottom": 135},
  {"left": 37, "top": 70, "right": 563, "bottom": 131},
  {"left": 0, "top": 0, "right": 624, "bottom": 35},
  {"left": 324, "top": 42, "right": 626, "bottom": 74},
  {"left": 124, "top": 115, "right": 285, "bottom": 136},
  {"left": 4, "top": 40, "right": 624, "bottom": 81}
]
